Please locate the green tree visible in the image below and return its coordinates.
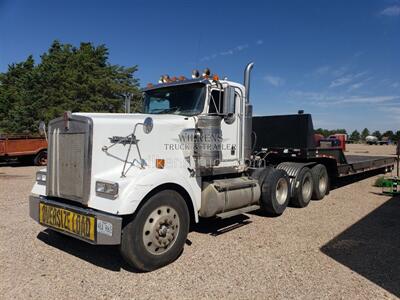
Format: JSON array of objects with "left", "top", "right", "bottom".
[
  {"left": 0, "top": 40, "right": 141, "bottom": 134},
  {"left": 361, "top": 128, "right": 370, "bottom": 140},
  {"left": 395, "top": 130, "right": 400, "bottom": 142},
  {"left": 382, "top": 130, "right": 394, "bottom": 141},
  {"left": 314, "top": 128, "right": 347, "bottom": 137},
  {"left": 372, "top": 130, "right": 382, "bottom": 140},
  {"left": 350, "top": 130, "right": 361, "bottom": 142}
]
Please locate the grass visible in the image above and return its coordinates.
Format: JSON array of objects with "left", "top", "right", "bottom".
[{"left": 374, "top": 176, "right": 386, "bottom": 187}]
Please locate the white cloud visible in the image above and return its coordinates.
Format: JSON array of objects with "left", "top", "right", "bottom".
[
  {"left": 331, "top": 95, "right": 399, "bottom": 105},
  {"left": 331, "top": 66, "right": 349, "bottom": 77},
  {"left": 220, "top": 50, "right": 233, "bottom": 56},
  {"left": 379, "top": 105, "right": 400, "bottom": 127},
  {"left": 313, "top": 65, "right": 331, "bottom": 76},
  {"left": 329, "top": 72, "right": 367, "bottom": 88},
  {"left": 380, "top": 5, "right": 400, "bottom": 16},
  {"left": 235, "top": 44, "right": 248, "bottom": 51},
  {"left": 264, "top": 75, "right": 285, "bottom": 87},
  {"left": 201, "top": 41, "right": 255, "bottom": 62},
  {"left": 348, "top": 82, "right": 364, "bottom": 90},
  {"left": 329, "top": 76, "right": 353, "bottom": 88},
  {"left": 256, "top": 39, "right": 264, "bottom": 45},
  {"left": 391, "top": 82, "right": 400, "bottom": 88},
  {"left": 289, "top": 90, "right": 399, "bottom": 106}
]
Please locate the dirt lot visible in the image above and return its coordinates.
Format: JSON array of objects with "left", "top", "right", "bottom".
[{"left": 1, "top": 144, "right": 399, "bottom": 299}]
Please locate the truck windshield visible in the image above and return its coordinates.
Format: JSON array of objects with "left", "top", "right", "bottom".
[{"left": 143, "top": 83, "right": 206, "bottom": 116}]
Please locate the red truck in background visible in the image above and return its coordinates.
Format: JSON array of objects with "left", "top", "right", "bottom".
[{"left": 0, "top": 135, "right": 47, "bottom": 165}]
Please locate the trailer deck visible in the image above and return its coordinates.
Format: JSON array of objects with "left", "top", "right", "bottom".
[{"left": 252, "top": 114, "right": 396, "bottom": 178}]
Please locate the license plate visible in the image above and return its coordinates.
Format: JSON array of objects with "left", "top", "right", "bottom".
[{"left": 39, "top": 202, "right": 96, "bottom": 242}]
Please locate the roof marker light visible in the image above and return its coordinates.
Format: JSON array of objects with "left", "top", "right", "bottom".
[
  {"left": 192, "top": 69, "right": 200, "bottom": 79},
  {"left": 202, "top": 68, "right": 211, "bottom": 78},
  {"left": 162, "top": 75, "right": 170, "bottom": 83}
]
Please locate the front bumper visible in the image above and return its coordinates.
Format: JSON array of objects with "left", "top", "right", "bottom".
[{"left": 29, "top": 195, "right": 122, "bottom": 245}]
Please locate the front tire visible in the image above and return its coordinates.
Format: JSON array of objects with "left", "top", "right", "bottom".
[
  {"left": 120, "top": 190, "right": 189, "bottom": 272},
  {"left": 33, "top": 150, "right": 47, "bottom": 166}
]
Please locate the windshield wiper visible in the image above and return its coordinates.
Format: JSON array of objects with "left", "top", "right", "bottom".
[{"left": 155, "top": 107, "right": 180, "bottom": 114}]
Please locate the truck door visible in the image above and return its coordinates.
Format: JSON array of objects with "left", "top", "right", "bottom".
[{"left": 208, "top": 88, "right": 240, "bottom": 165}]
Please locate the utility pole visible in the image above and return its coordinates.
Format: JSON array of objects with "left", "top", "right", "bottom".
[{"left": 124, "top": 93, "right": 132, "bottom": 113}]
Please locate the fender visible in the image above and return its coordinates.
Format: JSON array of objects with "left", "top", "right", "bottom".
[{"left": 117, "top": 168, "right": 201, "bottom": 222}]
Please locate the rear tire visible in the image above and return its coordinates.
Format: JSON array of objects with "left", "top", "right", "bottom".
[
  {"left": 311, "top": 164, "right": 329, "bottom": 200},
  {"left": 33, "top": 150, "right": 47, "bottom": 166},
  {"left": 260, "top": 169, "right": 290, "bottom": 215},
  {"left": 120, "top": 190, "right": 189, "bottom": 272},
  {"left": 291, "top": 167, "right": 313, "bottom": 208}
]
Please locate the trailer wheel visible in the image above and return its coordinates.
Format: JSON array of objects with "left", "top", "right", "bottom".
[
  {"left": 311, "top": 164, "right": 329, "bottom": 200},
  {"left": 33, "top": 150, "right": 47, "bottom": 166},
  {"left": 120, "top": 190, "right": 189, "bottom": 272},
  {"left": 291, "top": 167, "right": 313, "bottom": 208},
  {"left": 260, "top": 169, "right": 290, "bottom": 215}
]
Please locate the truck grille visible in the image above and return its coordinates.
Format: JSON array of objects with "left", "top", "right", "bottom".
[{"left": 46, "top": 115, "right": 92, "bottom": 204}]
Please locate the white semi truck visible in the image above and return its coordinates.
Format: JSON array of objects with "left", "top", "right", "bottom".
[{"left": 29, "top": 63, "right": 395, "bottom": 271}]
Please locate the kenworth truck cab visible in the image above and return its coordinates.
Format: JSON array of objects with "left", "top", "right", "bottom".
[{"left": 29, "top": 63, "right": 395, "bottom": 271}]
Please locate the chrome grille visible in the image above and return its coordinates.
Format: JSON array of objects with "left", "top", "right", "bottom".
[{"left": 47, "top": 115, "right": 92, "bottom": 204}]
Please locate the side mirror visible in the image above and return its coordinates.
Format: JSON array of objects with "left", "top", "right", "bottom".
[
  {"left": 223, "top": 86, "right": 236, "bottom": 124},
  {"left": 143, "top": 117, "right": 153, "bottom": 134}
]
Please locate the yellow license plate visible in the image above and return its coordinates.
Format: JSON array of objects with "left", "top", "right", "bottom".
[{"left": 39, "top": 202, "right": 96, "bottom": 242}]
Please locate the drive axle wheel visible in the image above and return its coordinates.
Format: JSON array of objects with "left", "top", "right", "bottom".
[
  {"left": 260, "top": 169, "right": 290, "bottom": 215},
  {"left": 291, "top": 167, "right": 313, "bottom": 208},
  {"left": 120, "top": 190, "right": 189, "bottom": 272}
]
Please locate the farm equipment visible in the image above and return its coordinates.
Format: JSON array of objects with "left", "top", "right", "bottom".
[
  {"left": 0, "top": 134, "right": 47, "bottom": 165},
  {"left": 382, "top": 143, "right": 400, "bottom": 196}
]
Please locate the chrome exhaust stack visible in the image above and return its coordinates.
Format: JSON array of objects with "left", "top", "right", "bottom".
[
  {"left": 243, "top": 62, "right": 254, "bottom": 162},
  {"left": 244, "top": 62, "right": 254, "bottom": 103}
]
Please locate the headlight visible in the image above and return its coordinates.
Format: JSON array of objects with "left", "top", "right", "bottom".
[
  {"left": 96, "top": 181, "right": 119, "bottom": 198},
  {"left": 36, "top": 171, "right": 47, "bottom": 185}
]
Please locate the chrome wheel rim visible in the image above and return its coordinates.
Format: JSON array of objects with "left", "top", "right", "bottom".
[
  {"left": 143, "top": 206, "right": 180, "bottom": 255},
  {"left": 302, "top": 175, "right": 312, "bottom": 200},
  {"left": 319, "top": 173, "right": 327, "bottom": 193},
  {"left": 275, "top": 178, "right": 288, "bottom": 205}
]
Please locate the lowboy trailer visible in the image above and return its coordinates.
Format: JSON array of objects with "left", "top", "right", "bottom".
[{"left": 29, "top": 63, "right": 395, "bottom": 271}]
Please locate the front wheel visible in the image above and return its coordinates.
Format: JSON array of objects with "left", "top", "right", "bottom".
[
  {"left": 120, "top": 190, "right": 189, "bottom": 272},
  {"left": 33, "top": 150, "right": 47, "bottom": 166}
]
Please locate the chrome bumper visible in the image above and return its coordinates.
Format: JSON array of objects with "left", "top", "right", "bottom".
[{"left": 29, "top": 195, "right": 122, "bottom": 245}]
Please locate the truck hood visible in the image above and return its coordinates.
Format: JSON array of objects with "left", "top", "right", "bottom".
[{"left": 75, "top": 112, "right": 197, "bottom": 178}]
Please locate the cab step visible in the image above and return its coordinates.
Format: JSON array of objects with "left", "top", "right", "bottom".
[{"left": 216, "top": 205, "right": 260, "bottom": 219}]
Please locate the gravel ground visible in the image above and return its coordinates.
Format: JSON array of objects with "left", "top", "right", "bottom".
[{"left": 1, "top": 144, "right": 399, "bottom": 299}]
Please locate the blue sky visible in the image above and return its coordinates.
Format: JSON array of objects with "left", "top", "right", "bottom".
[{"left": 0, "top": 0, "right": 399, "bottom": 132}]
